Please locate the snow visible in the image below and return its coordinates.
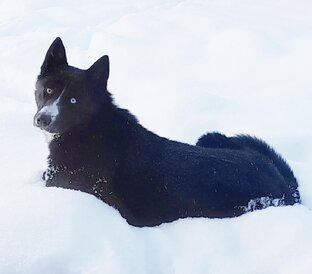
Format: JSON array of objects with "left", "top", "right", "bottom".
[
  {"left": 0, "top": 188, "right": 311, "bottom": 274},
  {"left": 1, "top": 0, "right": 312, "bottom": 273}
]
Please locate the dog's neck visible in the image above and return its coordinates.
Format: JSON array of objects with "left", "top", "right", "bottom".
[{"left": 47, "top": 103, "right": 149, "bottom": 168}]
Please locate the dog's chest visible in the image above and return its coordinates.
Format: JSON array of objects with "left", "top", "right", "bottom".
[
  {"left": 44, "top": 136, "right": 115, "bottom": 200},
  {"left": 44, "top": 160, "right": 111, "bottom": 198}
]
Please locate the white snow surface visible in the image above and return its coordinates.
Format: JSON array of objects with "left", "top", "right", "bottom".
[{"left": 1, "top": 0, "right": 312, "bottom": 273}]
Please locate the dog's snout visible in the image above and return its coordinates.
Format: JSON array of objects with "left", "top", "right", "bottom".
[{"left": 34, "top": 113, "right": 52, "bottom": 129}]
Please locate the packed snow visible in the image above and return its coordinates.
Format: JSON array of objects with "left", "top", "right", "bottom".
[{"left": 1, "top": 0, "right": 312, "bottom": 273}]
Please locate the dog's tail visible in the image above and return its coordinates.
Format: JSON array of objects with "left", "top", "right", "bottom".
[{"left": 196, "top": 133, "right": 301, "bottom": 204}]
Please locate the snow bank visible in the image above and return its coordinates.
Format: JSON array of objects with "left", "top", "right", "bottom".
[
  {"left": 1, "top": 0, "right": 312, "bottom": 273},
  {"left": 0, "top": 187, "right": 311, "bottom": 274}
]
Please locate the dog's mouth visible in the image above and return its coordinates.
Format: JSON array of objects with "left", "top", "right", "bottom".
[
  {"left": 33, "top": 116, "right": 60, "bottom": 144},
  {"left": 34, "top": 95, "right": 61, "bottom": 133},
  {"left": 33, "top": 113, "right": 60, "bottom": 134}
]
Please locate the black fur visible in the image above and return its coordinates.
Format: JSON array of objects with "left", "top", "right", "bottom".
[
  {"left": 34, "top": 38, "right": 301, "bottom": 227},
  {"left": 196, "top": 133, "right": 300, "bottom": 202}
]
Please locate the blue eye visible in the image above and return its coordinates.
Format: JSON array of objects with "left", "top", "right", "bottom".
[
  {"left": 70, "top": 98, "right": 77, "bottom": 104},
  {"left": 46, "top": 88, "right": 53, "bottom": 94}
]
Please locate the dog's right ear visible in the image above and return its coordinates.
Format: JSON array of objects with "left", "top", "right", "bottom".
[{"left": 40, "top": 37, "right": 68, "bottom": 75}]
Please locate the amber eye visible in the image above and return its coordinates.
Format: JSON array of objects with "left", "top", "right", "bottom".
[{"left": 46, "top": 88, "right": 53, "bottom": 94}]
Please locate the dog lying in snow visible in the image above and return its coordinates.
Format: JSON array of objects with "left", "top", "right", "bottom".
[{"left": 33, "top": 37, "right": 300, "bottom": 227}]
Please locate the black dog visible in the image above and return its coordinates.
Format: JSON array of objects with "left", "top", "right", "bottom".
[{"left": 34, "top": 37, "right": 300, "bottom": 227}]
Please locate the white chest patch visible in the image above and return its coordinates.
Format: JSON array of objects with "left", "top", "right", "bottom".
[{"left": 43, "top": 130, "right": 60, "bottom": 144}]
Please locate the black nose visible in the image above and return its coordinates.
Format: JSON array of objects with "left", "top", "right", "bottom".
[{"left": 34, "top": 113, "right": 52, "bottom": 129}]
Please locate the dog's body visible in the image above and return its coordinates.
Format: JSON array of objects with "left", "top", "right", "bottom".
[{"left": 34, "top": 38, "right": 300, "bottom": 227}]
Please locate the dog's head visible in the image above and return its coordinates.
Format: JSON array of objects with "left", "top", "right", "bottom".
[{"left": 34, "top": 37, "right": 110, "bottom": 135}]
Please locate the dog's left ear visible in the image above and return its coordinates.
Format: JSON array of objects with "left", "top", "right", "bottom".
[
  {"left": 41, "top": 37, "right": 68, "bottom": 75},
  {"left": 87, "top": 55, "right": 109, "bottom": 90}
]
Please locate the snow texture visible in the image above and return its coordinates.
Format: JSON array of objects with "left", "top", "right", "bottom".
[{"left": 1, "top": 0, "right": 312, "bottom": 273}]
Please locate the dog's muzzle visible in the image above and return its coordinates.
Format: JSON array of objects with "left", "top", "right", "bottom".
[{"left": 34, "top": 112, "right": 52, "bottom": 129}]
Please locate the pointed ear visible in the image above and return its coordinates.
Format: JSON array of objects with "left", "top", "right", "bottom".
[
  {"left": 40, "top": 37, "right": 68, "bottom": 75},
  {"left": 87, "top": 55, "right": 109, "bottom": 90}
]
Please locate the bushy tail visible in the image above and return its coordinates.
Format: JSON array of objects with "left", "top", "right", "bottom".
[{"left": 196, "top": 133, "right": 300, "bottom": 203}]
